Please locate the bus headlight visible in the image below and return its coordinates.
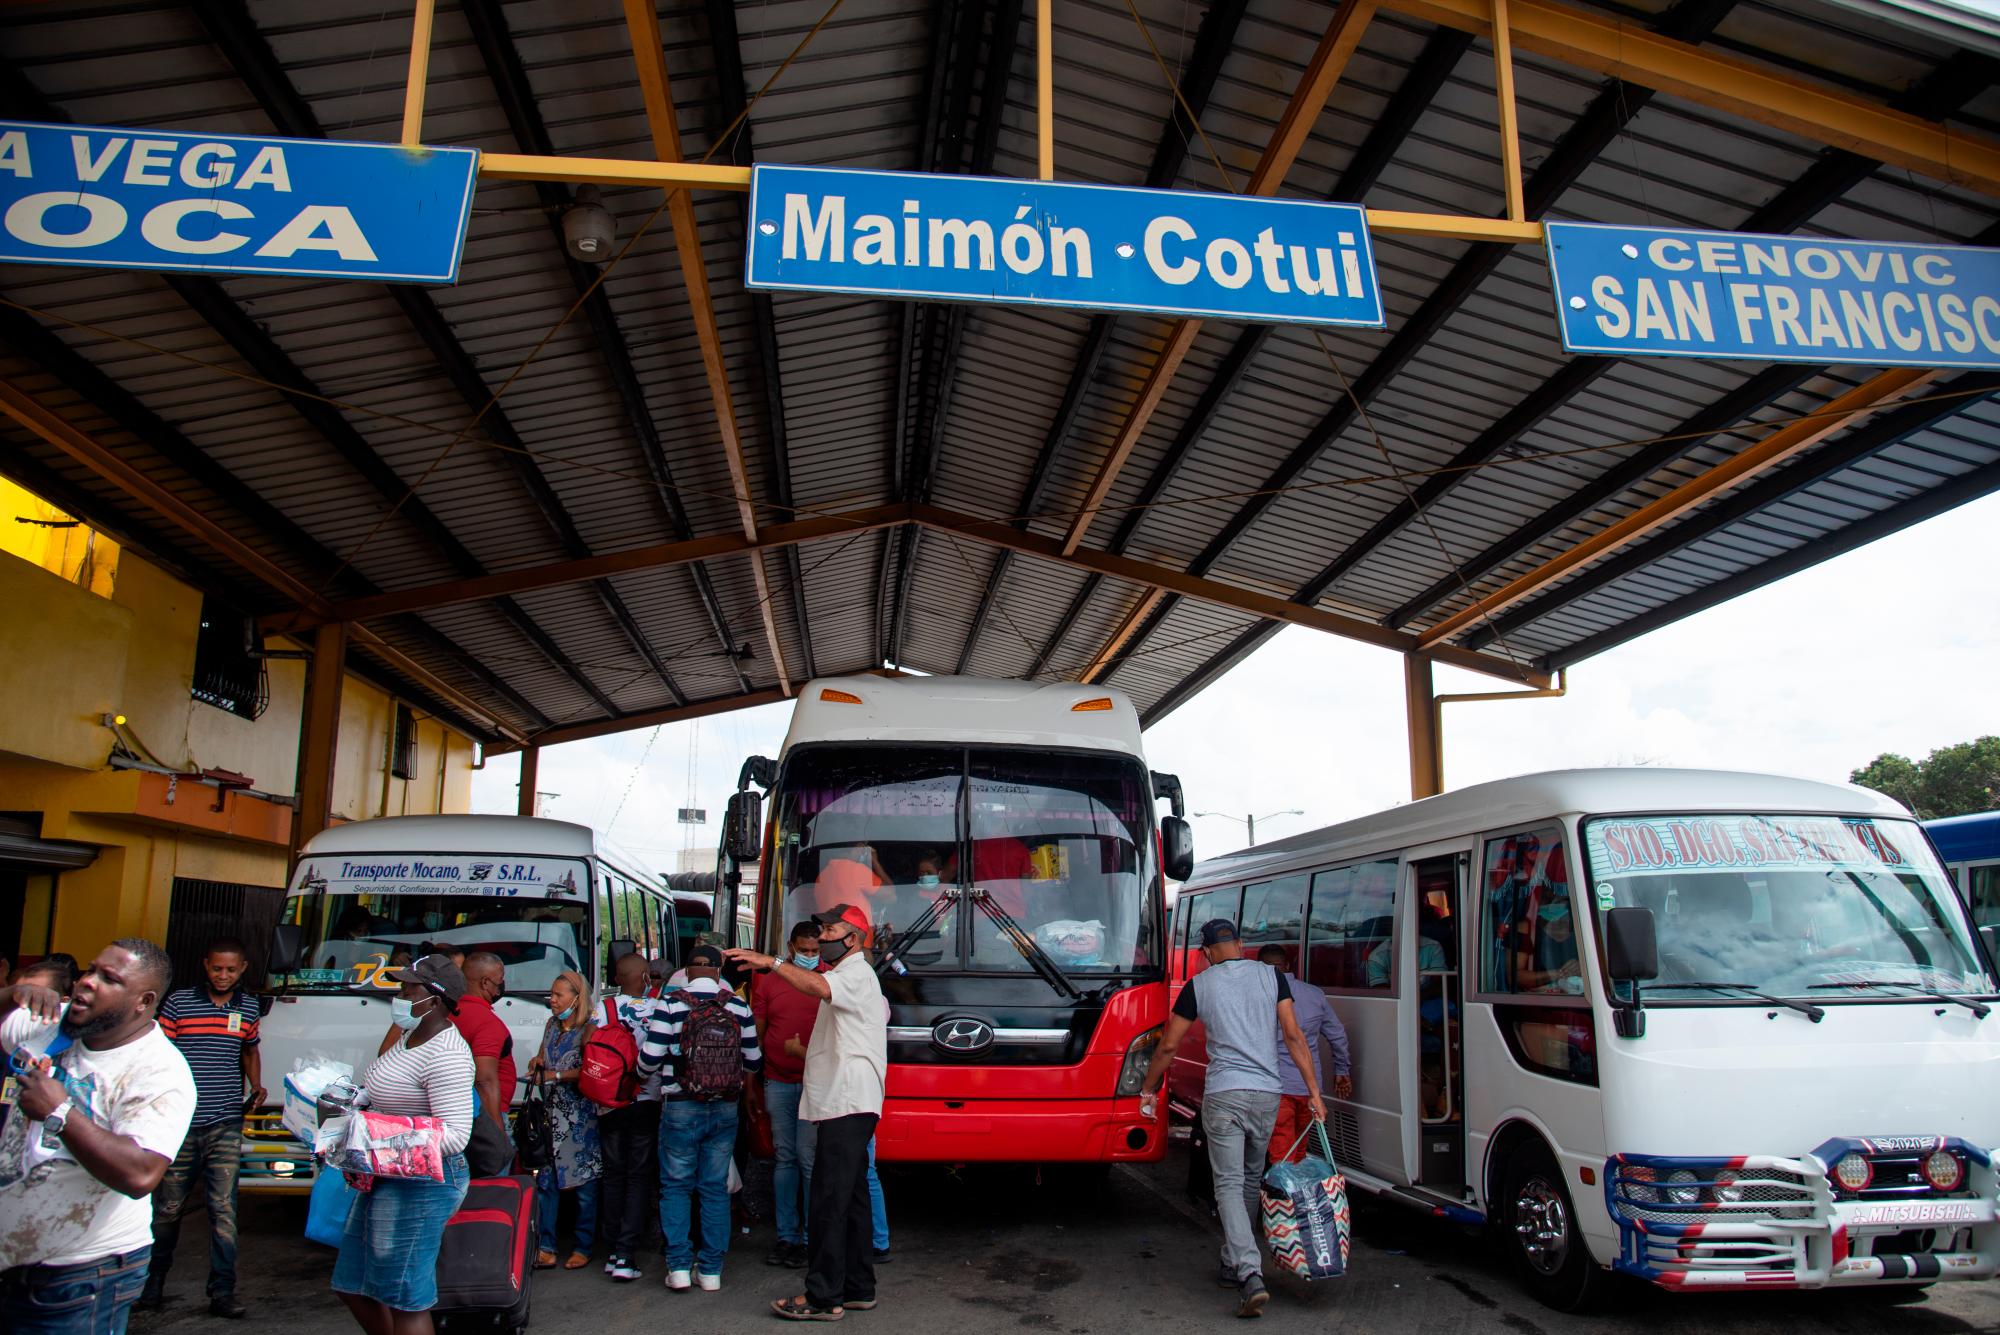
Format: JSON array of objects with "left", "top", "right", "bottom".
[
  {"left": 1923, "top": 1150, "right": 1965, "bottom": 1193},
  {"left": 1713, "top": 1169, "right": 1744, "bottom": 1204},
  {"left": 1664, "top": 1169, "right": 1701, "bottom": 1205},
  {"left": 1117, "top": 1027, "right": 1162, "bottom": 1098},
  {"left": 1833, "top": 1153, "right": 1874, "bottom": 1193},
  {"left": 1623, "top": 1164, "right": 1660, "bottom": 1205}
]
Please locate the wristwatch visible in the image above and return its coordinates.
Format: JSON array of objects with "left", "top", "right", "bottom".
[{"left": 44, "top": 1097, "right": 75, "bottom": 1135}]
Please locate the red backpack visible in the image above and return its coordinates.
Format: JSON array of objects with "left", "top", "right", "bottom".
[{"left": 579, "top": 998, "right": 642, "bottom": 1110}]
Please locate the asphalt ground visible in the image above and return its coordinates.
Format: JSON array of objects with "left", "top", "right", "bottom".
[{"left": 133, "top": 1139, "right": 2000, "bottom": 1335}]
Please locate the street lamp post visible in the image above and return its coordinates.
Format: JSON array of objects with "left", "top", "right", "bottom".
[{"left": 1194, "top": 808, "right": 1304, "bottom": 847}]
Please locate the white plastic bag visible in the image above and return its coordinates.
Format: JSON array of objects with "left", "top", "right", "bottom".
[{"left": 282, "top": 1054, "right": 354, "bottom": 1144}]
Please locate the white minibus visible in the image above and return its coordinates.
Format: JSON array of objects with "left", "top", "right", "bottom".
[
  {"left": 1169, "top": 769, "right": 1999, "bottom": 1308},
  {"left": 249, "top": 815, "right": 707, "bottom": 1187}
]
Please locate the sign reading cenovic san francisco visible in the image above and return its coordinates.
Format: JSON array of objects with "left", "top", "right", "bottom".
[
  {"left": 744, "top": 164, "right": 1385, "bottom": 328},
  {"left": 1547, "top": 221, "right": 2000, "bottom": 369}
]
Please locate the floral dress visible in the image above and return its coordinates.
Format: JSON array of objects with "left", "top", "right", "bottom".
[{"left": 536, "top": 1019, "right": 602, "bottom": 1190}]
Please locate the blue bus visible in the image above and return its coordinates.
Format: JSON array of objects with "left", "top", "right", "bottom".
[{"left": 1928, "top": 811, "right": 2000, "bottom": 928}]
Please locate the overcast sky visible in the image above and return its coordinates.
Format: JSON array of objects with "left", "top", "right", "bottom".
[{"left": 472, "top": 489, "right": 2000, "bottom": 870}]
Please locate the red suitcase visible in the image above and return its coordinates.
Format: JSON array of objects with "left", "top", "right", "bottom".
[{"left": 434, "top": 1175, "right": 535, "bottom": 1330}]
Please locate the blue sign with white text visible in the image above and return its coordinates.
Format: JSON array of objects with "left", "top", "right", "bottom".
[
  {"left": 0, "top": 121, "right": 479, "bottom": 284},
  {"left": 744, "top": 165, "right": 1384, "bottom": 328},
  {"left": 1546, "top": 221, "right": 2000, "bottom": 369}
]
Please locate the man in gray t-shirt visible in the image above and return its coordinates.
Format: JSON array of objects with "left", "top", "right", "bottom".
[{"left": 1138, "top": 920, "right": 1325, "bottom": 1318}]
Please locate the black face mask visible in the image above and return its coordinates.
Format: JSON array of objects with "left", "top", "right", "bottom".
[{"left": 819, "top": 934, "right": 852, "bottom": 966}]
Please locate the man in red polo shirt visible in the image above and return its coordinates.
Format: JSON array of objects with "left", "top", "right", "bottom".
[{"left": 457, "top": 952, "right": 516, "bottom": 1133}]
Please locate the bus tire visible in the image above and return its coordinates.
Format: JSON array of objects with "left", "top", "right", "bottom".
[{"left": 1499, "top": 1140, "right": 1608, "bottom": 1313}]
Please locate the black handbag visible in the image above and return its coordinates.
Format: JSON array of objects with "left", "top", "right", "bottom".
[
  {"left": 512, "top": 1074, "right": 554, "bottom": 1171},
  {"left": 466, "top": 1105, "right": 515, "bottom": 1179}
]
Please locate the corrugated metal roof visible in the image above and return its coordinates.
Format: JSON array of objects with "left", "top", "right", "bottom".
[{"left": 1, "top": 0, "right": 1995, "bottom": 746}]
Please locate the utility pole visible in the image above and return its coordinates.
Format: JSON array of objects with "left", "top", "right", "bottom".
[{"left": 1194, "top": 809, "right": 1304, "bottom": 847}]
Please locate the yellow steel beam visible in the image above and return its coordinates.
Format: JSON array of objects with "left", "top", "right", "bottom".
[
  {"left": 1381, "top": 0, "right": 2000, "bottom": 196},
  {"left": 477, "top": 152, "right": 754, "bottom": 191},
  {"left": 1415, "top": 366, "right": 1938, "bottom": 648},
  {"left": 261, "top": 504, "right": 914, "bottom": 634},
  {"left": 1490, "top": 0, "right": 1525, "bottom": 223},
  {"left": 401, "top": 0, "right": 437, "bottom": 146},
  {"left": 1037, "top": 0, "right": 1056, "bottom": 180},
  {"left": 1078, "top": 588, "right": 1167, "bottom": 682},
  {"left": 910, "top": 503, "right": 1549, "bottom": 686},
  {"left": 476, "top": 158, "right": 1544, "bottom": 242},
  {"left": 624, "top": 0, "right": 791, "bottom": 696},
  {"left": 1060, "top": 0, "right": 1379, "bottom": 559},
  {"left": 492, "top": 687, "right": 791, "bottom": 753}
]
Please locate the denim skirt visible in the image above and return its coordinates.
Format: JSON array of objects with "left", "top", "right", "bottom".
[{"left": 331, "top": 1153, "right": 469, "bottom": 1311}]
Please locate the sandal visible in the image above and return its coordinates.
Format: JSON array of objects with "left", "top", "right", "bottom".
[
  {"left": 534, "top": 1250, "right": 557, "bottom": 1269},
  {"left": 564, "top": 1252, "right": 590, "bottom": 1270},
  {"left": 772, "top": 1294, "right": 844, "bottom": 1321}
]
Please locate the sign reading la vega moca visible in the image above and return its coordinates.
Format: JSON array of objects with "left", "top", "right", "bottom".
[{"left": 0, "top": 120, "right": 479, "bottom": 284}]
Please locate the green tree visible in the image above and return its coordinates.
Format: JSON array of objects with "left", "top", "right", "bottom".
[{"left": 1850, "top": 737, "right": 2000, "bottom": 820}]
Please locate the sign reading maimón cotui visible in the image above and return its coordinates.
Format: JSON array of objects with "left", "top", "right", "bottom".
[{"left": 744, "top": 164, "right": 1385, "bottom": 328}]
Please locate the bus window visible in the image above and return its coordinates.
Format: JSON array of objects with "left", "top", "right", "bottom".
[
  {"left": 636, "top": 891, "right": 659, "bottom": 963},
  {"left": 594, "top": 871, "right": 617, "bottom": 980},
  {"left": 1479, "top": 830, "right": 1576, "bottom": 996},
  {"left": 1178, "top": 888, "right": 1239, "bottom": 978},
  {"left": 1307, "top": 859, "right": 1396, "bottom": 991},
  {"left": 1239, "top": 874, "right": 1307, "bottom": 968},
  {"left": 1972, "top": 865, "right": 2000, "bottom": 929}
]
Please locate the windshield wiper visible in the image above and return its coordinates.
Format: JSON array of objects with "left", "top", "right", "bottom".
[
  {"left": 1645, "top": 982, "right": 1824, "bottom": 1022},
  {"left": 966, "top": 887, "right": 1082, "bottom": 1000},
  {"left": 1808, "top": 979, "right": 1992, "bottom": 1018},
  {"left": 874, "top": 889, "right": 957, "bottom": 978}
]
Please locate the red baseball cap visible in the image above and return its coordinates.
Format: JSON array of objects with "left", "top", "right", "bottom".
[{"left": 814, "top": 903, "right": 870, "bottom": 935}]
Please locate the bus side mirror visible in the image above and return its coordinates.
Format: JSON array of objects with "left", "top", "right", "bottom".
[
  {"left": 1162, "top": 816, "right": 1194, "bottom": 883},
  {"left": 268, "top": 923, "right": 303, "bottom": 976},
  {"left": 725, "top": 790, "right": 763, "bottom": 863},
  {"left": 1605, "top": 907, "right": 1657, "bottom": 1039},
  {"left": 1604, "top": 907, "right": 1659, "bottom": 981}
]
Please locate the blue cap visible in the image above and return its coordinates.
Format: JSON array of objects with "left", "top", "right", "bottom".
[{"left": 1199, "top": 918, "right": 1239, "bottom": 948}]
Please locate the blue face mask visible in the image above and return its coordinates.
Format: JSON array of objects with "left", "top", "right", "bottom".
[
  {"left": 553, "top": 1004, "right": 574, "bottom": 1021},
  {"left": 390, "top": 997, "right": 427, "bottom": 1031},
  {"left": 792, "top": 953, "right": 820, "bottom": 969},
  {"left": 917, "top": 874, "right": 940, "bottom": 887}
]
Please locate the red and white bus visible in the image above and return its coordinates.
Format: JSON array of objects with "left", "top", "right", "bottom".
[{"left": 723, "top": 675, "right": 1194, "bottom": 1164}]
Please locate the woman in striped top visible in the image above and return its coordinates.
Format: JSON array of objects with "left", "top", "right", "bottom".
[{"left": 330, "top": 953, "right": 474, "bottom": 1334}]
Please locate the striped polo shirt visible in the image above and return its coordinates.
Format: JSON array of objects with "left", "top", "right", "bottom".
[{"left": 158, "top": 986, "right": 264, "bottom": 1127}]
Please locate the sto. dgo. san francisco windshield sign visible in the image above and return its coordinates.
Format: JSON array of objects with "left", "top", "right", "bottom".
[{"left": 0, "top": 121, "right": 478, "bottom": 283}]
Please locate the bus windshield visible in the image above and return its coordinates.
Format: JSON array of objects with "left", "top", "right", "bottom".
[
  {"left": 1583, "top": 812, "right": 1992, "bottom": 999},
  {"left": 771, "top": 746, "right": 1160, "bottom": 975},
  {"left": 277, "top": 854, "right": 592, "bottom": 995}
]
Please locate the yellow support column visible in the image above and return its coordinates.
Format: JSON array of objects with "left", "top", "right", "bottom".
[
  {"left": 290, "top": 621, "right": 347, "bottom": 869},
  {"left": 1405, "top": 652, "right": 1442, "bottom": 800}
]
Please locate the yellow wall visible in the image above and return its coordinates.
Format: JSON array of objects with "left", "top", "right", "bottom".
[{"left": 0, "top": 510, "right": 479, "bottom": 959}]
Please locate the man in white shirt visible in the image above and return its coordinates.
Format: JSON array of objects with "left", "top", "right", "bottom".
[
  {"left": 0, "top": 939, "right": 196, "bottom": 1334},
  {"left": 727, "top": 903, "right": 886, "bottom": 1321}
]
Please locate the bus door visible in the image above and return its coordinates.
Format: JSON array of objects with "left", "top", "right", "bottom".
[{"left": 1409, "top": 854, "right": 1465, "bottom": 1192}]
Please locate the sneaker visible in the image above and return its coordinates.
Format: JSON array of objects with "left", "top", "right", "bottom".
[
  {"left": 1236, "top": 1273, "right": 1269, "bottom": 1319},
  {"left": 785, "top": 1242, "right": 810, "bottom": 1269},
  {"left": 767, "top": 1241, "right": 798, "bottom": 1267},
  {"left": 135, "top": 1282, "right": 166, "bottom": 1313},
  {"left": 666, "top": 1269, "right": 692, "bottom": 1292},
  {"left": 209, "top": 1295, "right": 248, "bottom": 1320},
  {"left": 1216, "top": 1264, "right": 1239, "bottom": 1288},
  {"left": 871, "top": 1247, "right": 892, "bottom": 1265},
  {"left": 610, "top": 1261, "right": 643, "bottom": 1282},
  {"left": 696, "top": 1272, "right": 722, "bottom": 1292}
]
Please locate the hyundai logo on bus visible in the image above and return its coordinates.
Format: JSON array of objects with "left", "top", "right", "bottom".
[
  {"left": 744, "top": 164, "right": 1385, "bottom": 329},
  {"left": 1546, "top": 221, "right": 2000, "bottom": 369},
  {"left": 0, "top": 121, "right": 479, "bottom": 284},
  {"left": 931, "top": 1017, "right": 995, "bottom": 1055}
]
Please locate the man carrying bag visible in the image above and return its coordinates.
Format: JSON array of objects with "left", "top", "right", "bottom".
[{"left": 1136, "top": 920, "right": 1326, "bottom": 1319}]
